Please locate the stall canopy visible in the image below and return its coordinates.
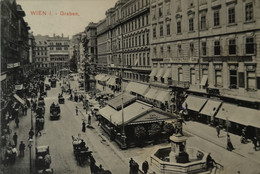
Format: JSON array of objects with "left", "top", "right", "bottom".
[
  {"left": 216, "top": 103, "right": 260, "bottom": 128},
  {"left": 163, "top": 68, "right": 172, "bottom": 79},
  {"left": 13, "top": 94, "right": 25, "bottom": 105},
  {"left": 200, "top": 99, "right": 222, "bottom": 117},
  {"left": 144, "top": 88, "right": 160, "bottom": 100},
  {"left": 106, "top": 93, "right": 136, "bottom": 110},
  {"left": 182, "top": 95, "right": 207, "bottom": 112},
  {"left": 125, "top": 82, "right": 149, "bottom": 95},
  {"left": 100, "top": 100, "right": 176, "bottom": 126},
  {"left": 155, "top": 90, "right": 170, "bottom": 103},
  {"left": 107, "top": 76, "right": 117, "bottom": 86}
]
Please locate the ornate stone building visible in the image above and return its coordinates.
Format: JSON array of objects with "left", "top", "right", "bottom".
[
  {"left": 150, "top": 0, "right": 260, "bottom": 101},
  {"left": 97, "top": 0, "right": 151, "bottom": 82}
]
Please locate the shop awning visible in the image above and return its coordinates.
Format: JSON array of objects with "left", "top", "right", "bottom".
[
  {"left": 163, "top": 68, "right": 172, "bottom": 79},
  {"left": 125, "top": 82, "right": 149, "bottom": 95},
  {"left": 200, "top": 99, "right": 222, "bottom": 117},
  {"left": 95, "top": 74, "right": 104, "bottom": 81},
  {"left": 100, "top": 75, "right": 110, "bottom": 82},
  {"left": 106, "top": 93, "right": 136, "bottom": 110},
  {"left": 155, "top": 90, "right": 170, "bottom": 103},
  {"left": 13, "top": 94, "right": 25, "bottom": 105},
  {"left": 218, "top": 105, "right": 260, "bottom": 128},
  {"left": 144, "top": 88, "right": 160, "bottom": 100},
  {"left": 149, "top": 68, "right": 158, "bottom": 77},
  {"left": 107, "top": 77, "right": 117, "bottom": 86},
  {"left": 100, "top": 101, "right": 152, "bottom": 125},
  {"left": 182, "top": 95, "right": 207, "bottom": 112},
  {"left": 215, "top": 103, "right": 237, "bottom": 120},
  {"left": 200, "top": 75, "right": 208, "bottom": 86},
  {"left": 156, "top": 68, "right": 165, "bottom": 78}
]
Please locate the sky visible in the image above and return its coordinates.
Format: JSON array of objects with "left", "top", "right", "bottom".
[{"left": 16, "top": 0, "right": 118, "bottom": 38}]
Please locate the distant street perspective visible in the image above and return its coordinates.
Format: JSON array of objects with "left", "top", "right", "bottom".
[{"left": 1, "top": 0, "right": 260, "bottom": 174}]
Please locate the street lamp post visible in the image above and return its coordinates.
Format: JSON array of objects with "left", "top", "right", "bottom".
[{"left": 28, "top": 138, "right": 33, "bottom": 174}]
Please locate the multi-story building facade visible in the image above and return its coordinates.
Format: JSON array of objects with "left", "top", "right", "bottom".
[
  {"left": 34, "top": 35, "right": 49, "bottom": 74},
  {"left": 85, "top": 22, "right": 98, "bottom": 65},
  {"left": 1, "top": 0, "right": 30, "bottom": 98},
  {"left": 97, "top": 19, "right": 109, "bottom": 73},
  {"left": 150, "top": 0, "right": 260, "bottom": 101},
  {"left": 97, "top": 0, "right": 151, "bottom": 82},
  {"left": 34, "top": 34, "right": 70, "bottom": 75},
  {"left": 48, "top": 34, "right": 70, "bottom": 75}
]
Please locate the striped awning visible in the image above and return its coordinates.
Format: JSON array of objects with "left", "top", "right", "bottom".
[
  {"left": 155, "top": 90, "right": 170, "bottom": 103},
  {"left": 149, "top": 68, "right": 158, "bottom": 77},
  {"left": 156, "top": 68, "right": 165, "bottom": 78},
  {"left": 145, "top": 88, "right": 160, "bottom": 100}
]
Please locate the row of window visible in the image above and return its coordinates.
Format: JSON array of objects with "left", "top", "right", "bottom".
[
  {"left": 122, "top": 14, "right": 149, "bottom": 34},
  {"left": 49, "top": 47, "right": 68, "bottom": 51},
  {"left": 125, "top": 52, "right": 150, "bottom": 66},
  {"left": 152, "top": 2, "right": 254, "bottom": 36},
  {"left": 201, "top": 37, "right": 255, "bottom": 56},
  {"left": 152, "top": 67, "right": 257, "bottom": 90},
  {"left": 122, "top": 0, "right": 149, "bottom": 19},
  {"left": 123, "top": 32, "right": 149, "bottom": 49},
  {"left": 35, "top": 47, "right": 47, "bottom": 51},
  {"left": 36, "top": 58, "right": 48, "bottom": 62},
  {"left": 152, "top": 36, "right": 255, "bottom": 57}
]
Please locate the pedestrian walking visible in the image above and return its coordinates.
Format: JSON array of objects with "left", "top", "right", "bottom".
[
  {"left": 129, "top": 158, "right": 134, "bottom": 174},
  {"left": 15, "top": 117, "right": 19, "bottom": 128},
  {"left": 142, "top": 161, "right": 149, "bottom": 174},
  {"left": 88, "top": 114, "right": 91, "bottom": 125},
  {"left": 28, "top": 128, "right": 34, "bottom": 139},
  {"left": 13, "top": 132, "right": 18, "bottom": 146},
  {"left": 75, "top": 106, "right": 78, "bottom": 116},
  {"left": 82, "top": 121, "right": 86, "bottom": 132},
  {"left": 252, "top": 137, "right": 258, "bottom": 151},
  {"left": 227, "top": 135, "right": 234, "bottom": 151},
  {"left": 19, "top": 141, "right": 25, "bottom": 157},
  {"left": 216, "top": 125, "right": 220, "bottom": 138}
]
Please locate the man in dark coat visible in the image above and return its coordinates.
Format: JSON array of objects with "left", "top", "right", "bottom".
[
  {"left": 15, "top": 117, "right": 19, "bottom": 128},
  {"left": 82, "top": 121, "right": 86, "bottom": 132},
  {"left": 13, "top": 132, "right": 18, "bottom": 146},
  {"left": 142, "top": 161, "right": 149, "bottom": 174},
  {"left": 19, "top": 141, "right": 25, "bottom": 157}
]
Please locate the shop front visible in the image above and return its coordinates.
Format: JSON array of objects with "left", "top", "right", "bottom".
[
  {"left": 182, "top": 95, "right": 207, "bottom": 121},
  {"left": 99, "top": 99, "right": 177, "bottom": 149},
  {"left": 215, "top": 103, "right": 260, "bottom": 138},
  {"left": 199, "top": 99, "right": 222, "bottom": 125}
]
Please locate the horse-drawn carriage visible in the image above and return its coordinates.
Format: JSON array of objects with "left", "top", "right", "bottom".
[
  {"left": 72, "top": 135, "right": 92, "bottom": 166},
  {"left": 35, "top": 146, "right": 53, "bottom": 174},
  {"left": 36, "top": 106, "right": 45, "bottom": 116},
  {"left": 50, "top": 103, "right": 60, "bottom": 120},
  {"left": 58, "top": 94, "right": 65, "bottom": 104},
  {"left": 38, "top": 97, "right": 45, "bottom": 107}
]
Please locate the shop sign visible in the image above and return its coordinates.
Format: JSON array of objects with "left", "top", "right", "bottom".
[
  {"left": 202, "top": 56, "right": 252, "bottom": 62},
  {"left": 165, "top": 57, "right": 198, "bottom": 63},
  {"left": 1, "top": 74, "right": 7, "bottom": 81},
  {"left": 132, "top": 111, "right": 169, "bottom": 123},
  {"left": 7, "top": 62, "right": 20, "bottom": 69},
  {"left": 15, "top": 84, "right": 23, "bottom": 90}
]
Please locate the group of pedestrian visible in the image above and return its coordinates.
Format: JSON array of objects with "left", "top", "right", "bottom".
[
  {"left": 129, "top": 158, "right": 149, "bottom": 174},
  {"left": 216, "top": 125, "right": 259, "bottom": 151}
]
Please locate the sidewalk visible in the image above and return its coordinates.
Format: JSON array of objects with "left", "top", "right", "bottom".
[
  {"left": 183, "top": 121, "right": 260, "bottom": 165},
  {"left": 0, "top": 108, "right": 35, "bottom": 174}
]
